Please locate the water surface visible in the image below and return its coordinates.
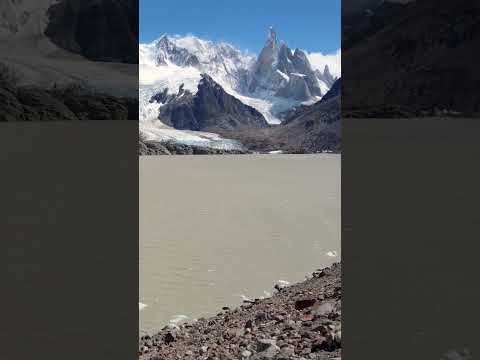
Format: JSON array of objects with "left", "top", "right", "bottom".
[{"left": 140, "top": 154, "right": 340, "bottom": 333}]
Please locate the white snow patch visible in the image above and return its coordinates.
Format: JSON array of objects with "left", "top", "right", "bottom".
[
  {"left": 291, "top": 73, "right": 307, "bottom": 77},
  {"left": 276, "top": 69, "right": 290, "bottom": 81}
]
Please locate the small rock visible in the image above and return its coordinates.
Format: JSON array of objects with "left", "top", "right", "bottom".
[
  {"left": 257, "top": 339, "right": 277, "bottom": 352},
  {"left": 312, "top": 301, "right": 335, "bottom": 317},
  {"left": 253, "top": 340, "right": 280, "bottom": 359},
  {"left": 255, "top": 312, "right": 269, "bottom": 323},
  {"left": 301, "top": 314, "right": 314, "bottom": 322},
  {"left": 164, "top": 332, "right": 176, "bottom": 344},
  {"left": 245, "top": 320, "right": 254, "bottom": 329},
  {"left": 242, "top": 350, "right": 252, "bottom": 358},
  {"left": 279, "top": 345, "right": 295, "bottom": 357},
  {"left": 295, "top": 299, "right": 317, "bottom": 311}
]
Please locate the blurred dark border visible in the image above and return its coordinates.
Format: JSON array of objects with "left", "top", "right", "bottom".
[
  {"left": 1, "top": 0, "right": 139, "bottom": 121},
  {"left": 342, "top": 1, "right": 480, "bottom": 359},
  {"left": 0, "top": 0, "right": 139, "bottom": 359},
  {"left": 0, "top": 122, "right": 139, "bottom": 360}
]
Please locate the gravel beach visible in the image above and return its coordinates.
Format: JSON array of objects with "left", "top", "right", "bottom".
[{"left": 139, "top": 263, "right": 341, "bottom": 360}]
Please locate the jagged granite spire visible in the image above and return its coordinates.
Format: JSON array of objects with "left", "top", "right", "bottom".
[
  {"left": 248, "top": 27, "right": 323, "bottom": 99},
  {"left": 267, "top": 26, "right": 277, "bottom": 48}
]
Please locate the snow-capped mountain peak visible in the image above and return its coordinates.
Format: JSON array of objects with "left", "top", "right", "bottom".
[
  {"left": 139, "top": 28, "right": 336, "bottom": 125},
  {"left": 248, "top": 28, "right": 323, "bottom": 101},
  {"left": 150, "top": 34, "right": 254, "bottom": 71},
  {"left": 154, "top": 35, "right": 200, "bottom": 67}
]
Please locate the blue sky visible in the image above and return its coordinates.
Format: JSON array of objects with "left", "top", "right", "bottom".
[{"left": 140, "top": 0, "right": 340, "bottom": 54}]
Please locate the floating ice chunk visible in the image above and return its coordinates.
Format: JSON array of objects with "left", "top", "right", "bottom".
[
  {"left": 239, "top": 294, "right": 252, "bottom": 302},
  {"left": 169, "top": 314, "right": 189, "bottom": 325}
]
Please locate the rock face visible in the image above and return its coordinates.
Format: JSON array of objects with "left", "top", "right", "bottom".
[
  {"left": 45, "top": 0, "right": 138, "bottom": 63},
  {"left": 248, "top": 27, "right": 323, "bottom": 101},
  {"left": 0, "top": 0, "right": 57, "bottom": 39},
  {"left": 276, "top": 73, "right": 312, "bottom": 101},
  {"left": 343, "top": 0, "right": 480, "bottom": 116},
  {"left": 156, "top": 74, "right": 269, "bottom": 132},
  {"left": 272, "top": 92, "right": 341, "bottom": 153},
  {"left": 139, "top": 263, "right": 341, "bottom": 360}
]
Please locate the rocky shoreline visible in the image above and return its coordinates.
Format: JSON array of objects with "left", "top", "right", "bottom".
[
  {"left": 138, "top": 138, "right": 250, "bottom": 155},
  {"left": 139, "top": 263, "right": 341, "bottom": 360},
  {"left": 138, "top": 138, "right": 341, "bottom": 156}
]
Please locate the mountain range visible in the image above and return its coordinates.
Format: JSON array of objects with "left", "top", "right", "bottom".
[{"left": 139, "top": 27, "right": 340, "bottom": 153}]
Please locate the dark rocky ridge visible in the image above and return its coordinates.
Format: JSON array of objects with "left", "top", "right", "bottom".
[
  {"left": 319, "top": 78, "right": 341, "bottom": 104},
  {"left": 45, "top": 0, "right": 138, "bottom": 64},
  {"left": 0, "top": 82, "right": 138, "bottom": 121},
  {"left": 139, "top": 263, "right": 341, "bottom": 360},
  {"left": 343, "top": 0, "right": 480, "bottom": 116},
  {"left": 139, "top": 138, "right": 249, "bottom": 156},
  {"left": 156, "top": 74, "right": 269, "bottom": 132}
]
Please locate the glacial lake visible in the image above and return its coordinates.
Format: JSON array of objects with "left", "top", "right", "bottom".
[{"left": 139, "top": 154, "right": 340, "bottom": 334}]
